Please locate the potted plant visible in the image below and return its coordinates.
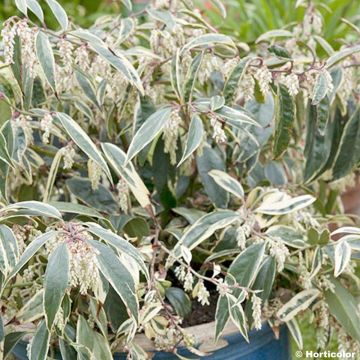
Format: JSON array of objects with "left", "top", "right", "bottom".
[{"left": 0, "top": 0, "right": 360, "bottom": 359}]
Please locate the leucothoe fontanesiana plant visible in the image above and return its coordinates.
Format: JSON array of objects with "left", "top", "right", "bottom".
[{"left": 0, "top": 0, "right": 360, "bottom": 359}]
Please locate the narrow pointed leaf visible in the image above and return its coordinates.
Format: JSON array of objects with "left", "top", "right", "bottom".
[
  {"left": 178, "top": 115, "right": 204, "bottom": 167},
  {"left": 126, "top": 107, "right": 171, "bottom": 162},
  {"left": 45, "top": 0, "right": 68, "bottom": 31},
  {"left": 208, "top": 170, "right": 244, "bottom": 199},
  {"left": 44, "top": 242, "right": 70, "bottom": 329},
  {"left": 36, "top": 31, "right": 56, "bottom": 92}
]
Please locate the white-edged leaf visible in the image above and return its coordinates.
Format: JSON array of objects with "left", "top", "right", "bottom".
[
  {"left": 120, "top": 0, "right": 132, "bottom": 11},
  {"left": 181, "top": 34, "right": 234, "bottom": 54},
  {"left": 4, "top": 201, "right": 62, "bottom": 219},
  {"left": 28, "top": 321, "right": 50, "bottom": 360},
  {"left": 178, "top": 114, "right": 204, "bottom": 167},
  {"left": 175, "top": 210, "right": 240, "bottom": 254},
  {"left": 255, "top": 193, "right": 316, "bottom": 215},
  {"left": 89, "top": 40, "right": 143, "bottom": 94},
  {"left": 45, "top": 0, "right": 68, "bottom": 31},
  {"left": 334, "top": 240, "right": 352, "bottom": 277},
  {"left": 44, "top": 242, "right": 69, "bottom": 329},
  {"left": 277, "top": 289, "right": 320, "bottom": 322},
  {"left": 227, "top": 294, "right": 248, "bottom": 342},
  {"left": 49, "top": 201, "right": 104, "bottom": 219},
  {"left": 15, "top": 0, "right": 27, "bottom": 15},
  {"left": 326, "top": 44, "right": 360, "bottom": 69},
  {"left": 75, "top": 70, "right": 101, "bottom": 109},
  {"left": 331, "top": 227, "right": 360, "bottom": 236},
  {"left": 43, "top": 148, "right": 63, "bottom": 202},
  {"left": 0, "top": 225, "right": 19, "bottom": 274},
  {"left": 256, "top": 29, "right": 293, "bottom": 43},
  {"left": 311, "top": 72, "right": 329, "bottom": 105},
  {"left": 56, "top": 112, "right": 111, "bottom": 180},
  {"left": 26, "top": 0, "right": 44, "bottom": 22},
  {"left": 210, "top": 0, "right": 226, "bottom": 18},
  {"left": 126, "top": 107, "right": 171, "bottom": 162},
  {"left": 86, "top": 225, "right": 149, "bottom": 279},
  {"left": 36, "top": 31, "right": 56, "bottom": 92},
  {"left": 101, "top": 142, "right": 151, "bottom": 209},
  {"left": 266, "top": 225, "right": 306, "bottom": 249},
  {"left": 286, "top": 318, "right": 303, "bottom": 350},
  {"left": 89, "top": 240, "right": 139, "bottom": 322},
  {"left": 208, "top": 170, "right": 244, "bottom": 199},
  {"left": 7, "top": 231, "right": 57, "bottom": 281}
]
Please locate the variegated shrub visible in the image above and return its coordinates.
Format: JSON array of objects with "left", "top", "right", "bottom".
[{"left": 0, "top": 0, "right": 360, "bottom": 359}]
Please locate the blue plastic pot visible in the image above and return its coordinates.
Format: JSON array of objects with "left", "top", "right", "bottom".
[{"left": 13, "top": 322, "right": 290, "bottom": 360}]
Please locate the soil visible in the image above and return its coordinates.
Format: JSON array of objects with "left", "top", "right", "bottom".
[{"left": 182, "top": 291, "right": 219, "bottom": 327}]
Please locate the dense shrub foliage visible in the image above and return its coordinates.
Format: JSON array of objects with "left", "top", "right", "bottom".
[{"left": 0, "top": 0, "right": 360, "bottom": 359}]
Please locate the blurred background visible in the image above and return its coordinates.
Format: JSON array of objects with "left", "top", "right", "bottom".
[{"left": 1, "top": 0, "right": 359, "bottom": 48}]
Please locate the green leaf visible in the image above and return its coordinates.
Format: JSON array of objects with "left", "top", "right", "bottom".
[
  {"left": 256, "top": 29, "right": 293, "bottom": 43},
  {"left": 45, "top": 0, "right": 68, "bottom": 31},
  {"left": 304, "top": 97, "right": 332, "bottom": 183},
  {"left": 208, "top": 169, "right": 244, "bottom": 199},
  {"left": 277, "top": 289, "right": 320, "bottom": 322},
  {"left": 196, "top": 146, "right": 229, "bottom": 208},
  {"left": 223, "top": 58, "right": 250, "bottom": 104},
  {"left": 175, "top": 210, "right": 239, "bottom": 253},
  {"left": 0, "top": 225, "right": 19, "bottom": 273},
  {"left": 178, "top": 114, "right": 204, "bottom": 167},
  {"left": 273, "top": 84, "right": 295, "bottom": 158},
  {"left": 77, "top": 316, "right": 112, "bottom": 360},
  {"left": 101, "top": 142, "right": 151, "bottom": 209},
  {"left": 312, "top": 72, "right": 329, "bottom": 105},
  {"left": 3, "top": 201, "right": 62, "bottom": 219},
  {"left": 49, "top": 201, "right": 104, "bottom": 219},
  {"left": 183, "top": 52, "right": 203, "bottom": 102},
  {"left": 0, "top": 132, "right": 13, "bottom": 167},
  {"left": 90, "top": 240, "right": 139, "bottom": 322},
  {"left": 331, "top": 106, "right": 360, "bottom": 180},
  {"left": 7, "top": 231, "right": 57, "bottom": 281},
  {"left": 43, "top": 148, "right": 63, "bottom": 202},
  {"left": 255, "top": 193, "right": 315, "bottom": 215},
  {"left": 326, "top": 44, "right": 360, "bottom": 69},
  {"left": 170, "top": 49, "right": 183, "bottom": 101},
  {"left": 215, "top": 295, "right": 229, "bottom": 340},
  {"left": 172, "top": 207, "right": 206, "bottom": 224},
  {"left": 251, "top": 256, "right": 276, "bottom": 301},
  {"left": 266, "top": 226, "right": 306, "bottom": 249},
  {"left": 28, "top": 321, "right": 50, "bottom": 360},
  {"left": 15, "top": 0, "right": 27, "bottom": 15},
  {"left": 165, "top": 287, "right": 191, "bottom": 318},
  {"left": 36, "top": 31, "right": 56, "bottom": 92},
  {"left": 334, "top": 240, "right": 351, "bottom": 277},
  {"left": 228, "top": 242, "right": 266, "bottom": 287},
  {"left": 86, "top": 225, "right": 149, "bottom": 279},
  {"left": 228, "top": 294, "right": 248, "bottom": 341},
  {"left": 286, "top": 318, "right": 303, "bottom": 350},
  {"left": 325, "top": 277, "right": 360, "bottom": 342},
  {"left": 66, "top": 178, "right": 118, "bottom": 214},
  {"left": 3, "top": 332, "right": 26, "bottom": 358},
  {"left": 268, "top": 45, "right": 291, "bottom": 59},
  {"left": 181, "top": 34, "right": 234, "bottom": 54},
  {"left": 44, "top": 242, "right": 70, "bottom": 329},
  {"left": 56, "top": 112, "right": 111, "bottom": 180},
  {"left": 126, "top": 106, "right": 171, "bottom": 162},
  {"left": 75, "top": 70, "right": 101, "bottom": 109},
  {"left": 26, "top": 0, "right": 44, "bottom": 22}
]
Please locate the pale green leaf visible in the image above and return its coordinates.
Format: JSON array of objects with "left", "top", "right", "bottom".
[
  {"left": 89, "top": 240, "right": 139, "bottom": 322},
  {"left": 28, "top": 321, "right": 50, "bottom": 360},
  {"left": 45, "top": 0, "right": 68, "bottom": 31},
  {"left": 26, "top": 0, "right": 44, "bottom": 22},
  {"left": 56, "top": 112, "right": 111, "bottom": 180},
  {"left": 36, "top": 31, "right": 56, "bottom": 92},
  {"left": 126, "top": 107, "right": 172, "bottom": 162},
  {"left": 277, "top": 289, "right": 320, "bottom": 322},
  {"left": 334, "top": 240, "right": 351, "bottom": 277},
  {"left": 178, "top": 114, "right": 204, "bottom": 167},
  {"left": 44, "top": 242, "right": 70, "bottom": 329},
  {"left": 256, "top": 29, "right": 293, "bottom": 43},
  {"left": 208, "top": 169, "right": 244, "bottom": 199},
  {"left": 101, "top": 142, "right": 151, "bottom": 209},
  {"left": 181, "top": 34, "right": 234, "bottom": 54}
]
